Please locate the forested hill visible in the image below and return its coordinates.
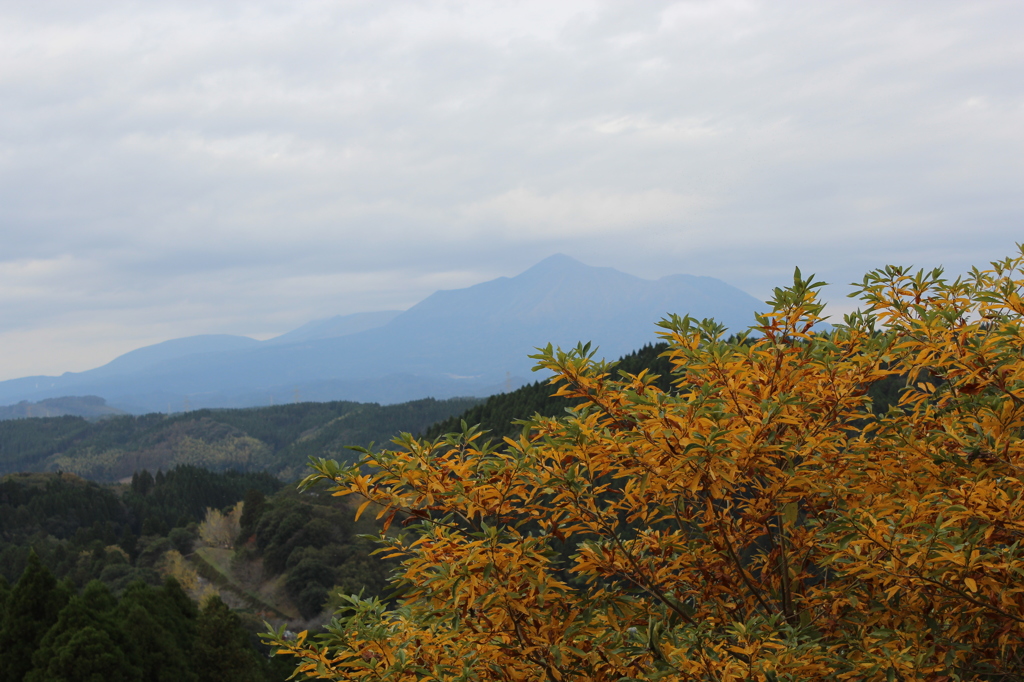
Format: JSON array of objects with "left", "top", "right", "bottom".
[
  {"left": 0, "top": 397, "right": 479, "bottom": 482},
  {"left": 423, "top": 343, "right": 674, "bottom": 443}
]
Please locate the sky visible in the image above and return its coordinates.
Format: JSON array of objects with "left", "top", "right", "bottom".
[{"left": 1, "top": 0, "right": 1022, "bottom": 381}]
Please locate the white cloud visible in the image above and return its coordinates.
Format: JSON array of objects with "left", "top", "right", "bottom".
[{"left": 461, "top": 188, "right": 710, "bottom": 238}]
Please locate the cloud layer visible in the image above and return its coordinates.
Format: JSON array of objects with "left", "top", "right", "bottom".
[{"left": 1, "top": 1, "right": 1022, "bottom": 379}]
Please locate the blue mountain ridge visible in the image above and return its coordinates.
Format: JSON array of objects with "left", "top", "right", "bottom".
[{"left": 0, "top": 255, "right": 763, "bottom": 413}]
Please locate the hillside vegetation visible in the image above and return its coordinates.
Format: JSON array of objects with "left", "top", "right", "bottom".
[
  {"left": 0, "top": 339, "right": 760, "bottom": 682},
  {"left": 0, "top": 466, "right": 397, "bottom": 681},
  {"left": 0, "top": 397, "right": 480, "bottom": 482},
  {"left": 0, "top": 468, "right": 281, "bottom": 588}
]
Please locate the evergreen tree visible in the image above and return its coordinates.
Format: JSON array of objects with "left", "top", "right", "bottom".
[
  {"left": 26, "top": 581, "right": 140, "bottom": 682},
  {"left": 120, "top": 604, "right": 195, "bottom": 682},
  {"left": 0, "top": 574, "right": 10, "bottom": 620},
  {"left": 237, "top": 488, "right": 266, "bottom": 542},
  {"left": 131, "top": 469, "right": 155, "bottom": 496},
  {"left": 28, "top": 625, "right": 141, "bottom": 682},
  {"left": 117, "top": 578, "right": 198, "bottom": 682},
  {"left": 193, "top": 596, "right": 269, "bottom": 682},
  {"left": 0, "top": 550, "right": 72, "bottom": 682}
]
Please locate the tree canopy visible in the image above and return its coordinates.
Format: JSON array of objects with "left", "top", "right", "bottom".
[
  {"left": 0, "top": 556, "right": 283, "bottom": 682},
  {"left": 269, "top": 249, "right": 1024, "bottom": 681}
]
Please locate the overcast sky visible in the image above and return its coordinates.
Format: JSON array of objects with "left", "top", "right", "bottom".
[{"left": 1, "top": 0, "right": 1021, "bottom": 380}]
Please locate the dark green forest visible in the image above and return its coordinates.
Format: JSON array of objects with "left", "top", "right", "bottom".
[
  {"left": 0, "top": 467, "right": 280, "bottom": 587},
  {"left": 0, "top": 553, "right": 288, "bottom": 682},
  {"left": 0, "top": 468, "right": 395, "bottom": 681}
]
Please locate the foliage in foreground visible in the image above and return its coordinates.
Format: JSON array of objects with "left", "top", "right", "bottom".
[{"left": 270, "top": 249, "right": 1024, "bottom": 680}]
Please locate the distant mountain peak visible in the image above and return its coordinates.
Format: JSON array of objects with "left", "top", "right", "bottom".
[
  {"left": 519, "top": 253, "right": 588, "bottom": 275},
  {"left": 533, "top": 252, "right": 582, "bottom": 267},
  {"left": 513, "top": 254, "right": 629, "bottom": 287}
]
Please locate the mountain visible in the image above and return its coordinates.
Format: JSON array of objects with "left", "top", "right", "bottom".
[
  {"left": 0, "top": 255, "right": 763, "bottom": 413},
  {"left": 88, "top": 334, "right": 262, "bottom": 377},
  {"left": 264, "top": 310, "right": 401, "bottom": 345}
]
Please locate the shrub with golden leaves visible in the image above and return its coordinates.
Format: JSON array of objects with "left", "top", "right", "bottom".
[
  {"left": 198, "top": 502, "right": 243, "bottom": 550},
  {"left": 267, "top": 249, "right": 1024, "bottom": 681}
]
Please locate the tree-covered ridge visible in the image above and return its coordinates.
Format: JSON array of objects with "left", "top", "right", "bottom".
[
  {"left": 0, "top": 395, "right": 127, "bottom": 421},
  {"left": 0, "top": 396, "right": 480, "bottom": 482},
  {"left": 423, "top": 343, "right": 674, "bottom": 443}
]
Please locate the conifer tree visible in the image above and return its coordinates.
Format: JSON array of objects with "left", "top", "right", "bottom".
[
  {"left": 26, "top": 581, "right": 141, "bottom": 682},
  {"left": 0, "top": 574, "right": 10, "bottom": 620},
  {"left": 121, "top": 603, "right": 197, "bottom": 682},
  {"left": 28, "top": 625, "right": 141, "bottom": 682},
  {"left": 0, "top": 550, "right": 72, "bottom": 682},
  {"left": 117, "top": 578, "right": 199, "bottom": 682},
  {"left": 194, "top": 596, "right": 270, "bottom": 682}
]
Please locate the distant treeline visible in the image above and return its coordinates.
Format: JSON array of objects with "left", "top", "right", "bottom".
[
  {"left": 0, "top": 397, "right": 480, "bottom": 482},
  {"left": 0, "top": 395, "right": 126, "bottom": 421}
]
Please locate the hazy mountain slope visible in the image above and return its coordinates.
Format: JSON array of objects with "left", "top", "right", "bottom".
[
  {"left": 88, "top": 334, "right": 262, "bottom": 376},
  {"left": 0, "top": 255, "right": 762, "bottom": 412},
  {"left": 264, "top": 310, "right": 402, "bottom": 345},
  {"left": 0, "top": 335, "right": 263, "bottom": 408}
]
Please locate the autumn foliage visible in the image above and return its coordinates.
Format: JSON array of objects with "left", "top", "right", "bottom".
[{"left": 268, "top": 250, "right": 1024, "bottom": 680}]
